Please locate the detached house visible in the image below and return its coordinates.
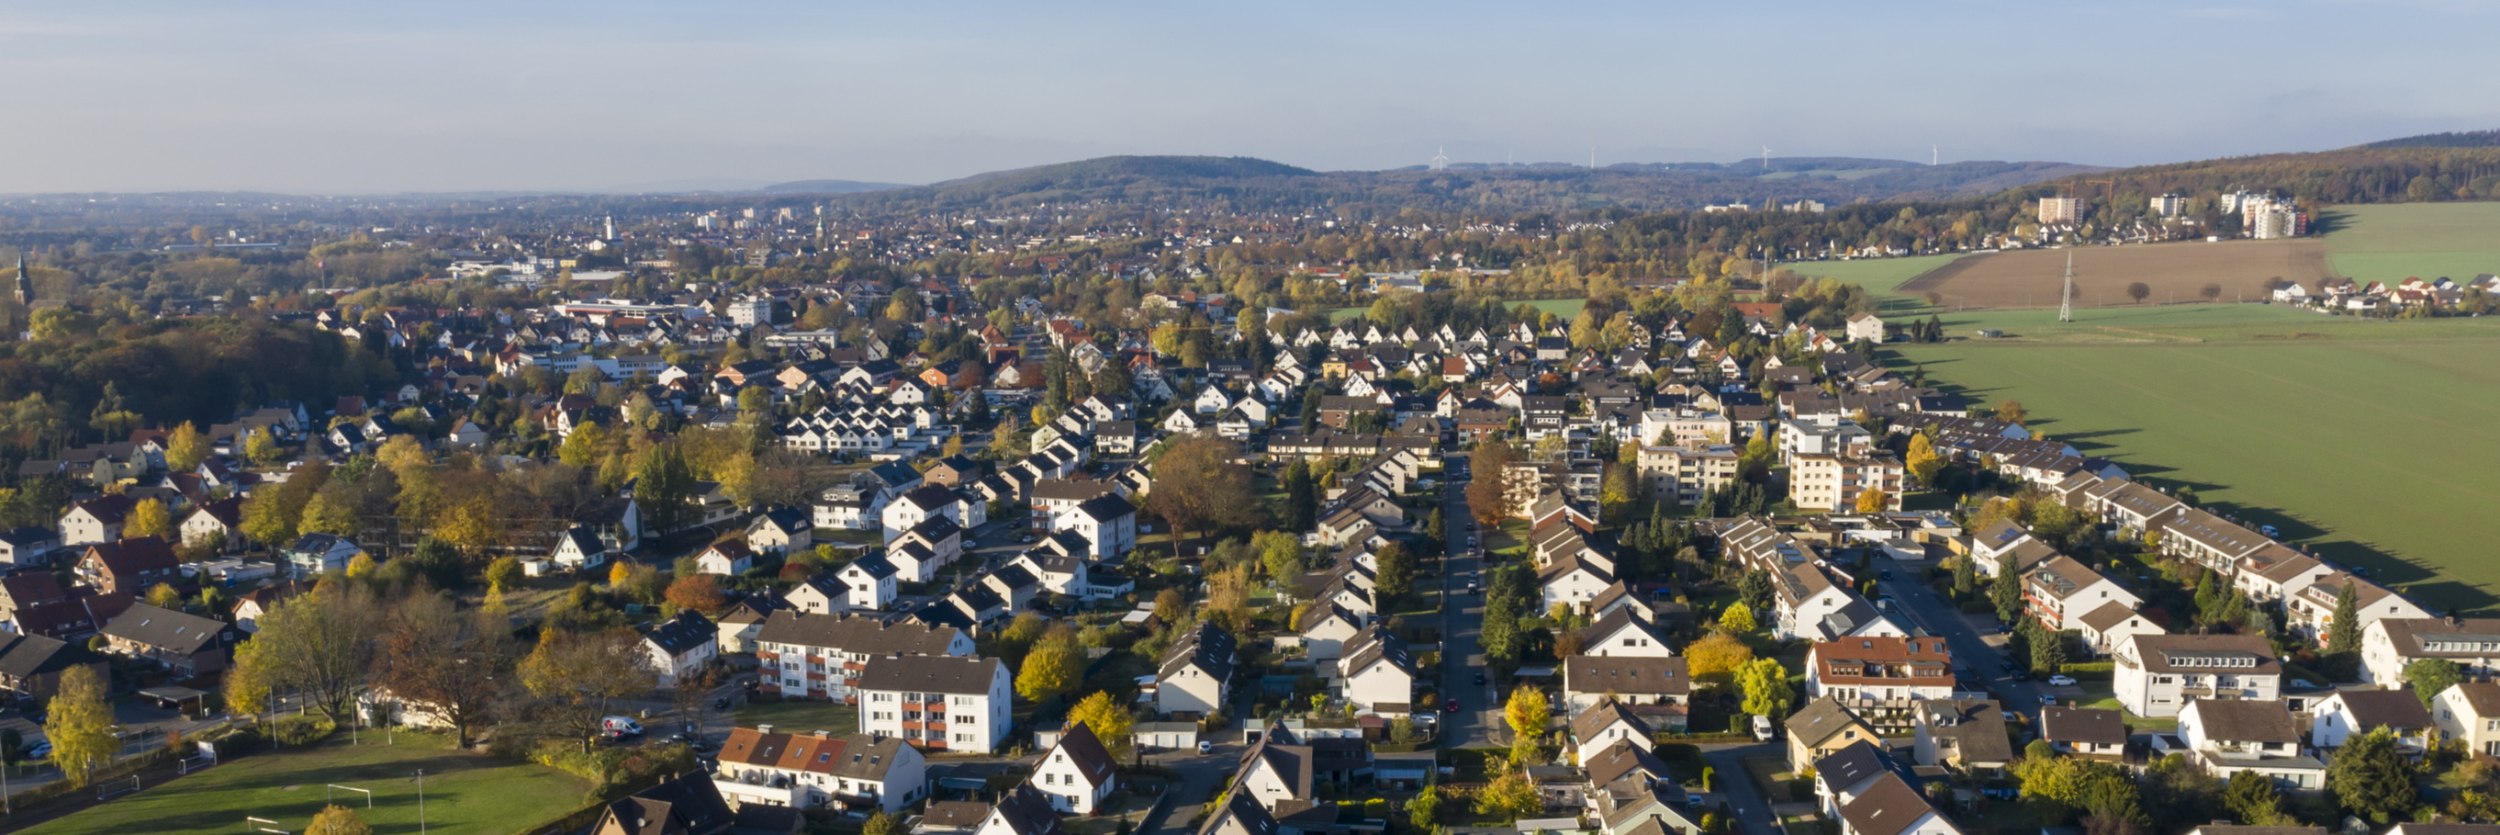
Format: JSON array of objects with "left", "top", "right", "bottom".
[
  {"left": 836, "top": 555, "right": 902, "bottom": 612},
  {"left": 2432, "top": 681, "right": 2500, "bottom": 757},
  {"left": 98, "top": 602, "right": 236, "bottom": 676},
  {"left": 1156, "top": 622, "right": 1236, "bottom": 717},
  {"left": 1027, "top": 721, "right": 1119, "bottom": 815},
  {"left": 73, "top": 537, "right": 182, "bottom": 596},
  {"left": 2175, "top": 699, "right": 2322, "bottom": 790},
  {"left": 2362, "top": 617, "right": 2500, "bottom": 686},
  {"left": 640, "top": 610, "right": 720, "bottom": 687},
  {"left": 59, "top": 496, "right": 134, "bottom": 546},
  {"left": 1562, "top": 656, "right": 1691, "bottom": 729},
  {"left": 2021, "top": 555, "right": 2141, "bottom": 633},
  {"left": 1336, "top": 624, "right": 1417, "bottom": 716},
  {"left": 697, "top": 540, "right": 758, "bottom": 576},
  {"left": 2113, "top": 633, "right": 2281, "bottom": 718}
]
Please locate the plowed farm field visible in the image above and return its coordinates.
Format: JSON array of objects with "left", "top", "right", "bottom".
[{"left": 1897, "top": 239, "right": 2333, "bottom": 309}]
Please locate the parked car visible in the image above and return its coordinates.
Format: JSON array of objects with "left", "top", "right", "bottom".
[
  {"left": 2038, "top": 693, "right": 2059, "bottom": 706},
  {"left": 1445, "top": 700, "right": 1461, "bottom": 714},
  {"left": 1751, "top": 715, "right": 1774, "bottom": 742},
  {"left": 1197, "top": 740, "right": 1214, "bottom": 754},
  {"left": 2259, "top": 524, "right": 2281, "bottom": 538},
  {"left": 23, "top": 740, "right": 49, "bottom": 759},
  {"left": 1473, "top": 672, "right": 1486, "bottom": 686},
  {"left": 603, "top": 716, "right": 644, "bottom": 738},
  {"left": 2047, "top": 674, "right": 2077, "bottom": 687}
]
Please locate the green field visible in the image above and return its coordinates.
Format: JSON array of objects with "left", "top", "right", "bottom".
[
  {"left": 22, "top": 733, "right": 592, "bottom": 835},
  {"left": 2321, "top": 202, "right": 2500, "bottom": 283},
  {"left": 1795, "top": 203, "right": 2500, "bottom": 612},
  {"left": 1886, "top": 322, "right": 2500, "bottom": 611}
]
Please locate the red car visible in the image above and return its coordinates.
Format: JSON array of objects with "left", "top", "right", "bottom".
[{"left": 1444, "top": 699, "right": 1460, "bottom": 714}]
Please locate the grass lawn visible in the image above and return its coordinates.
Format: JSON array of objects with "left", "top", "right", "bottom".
[
  {"left": 2320, "top": 202, "right": 2500, "bottom": 283},
  {"left": 734, "top": 698, "right": 859, "bottom": 735},
  {"left": 22, "top": 732, "right": 590, "bottom": 835},
  {"left": 1740, "top": 754, "right": 1801, "bottom": 803},
  {"left": 1785, "top": 254, "right": 1969, "bottom": 310}
]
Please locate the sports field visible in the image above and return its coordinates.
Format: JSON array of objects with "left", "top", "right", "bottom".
[{"left": 21, "top": 733, "right": 593, "bottom": 835}]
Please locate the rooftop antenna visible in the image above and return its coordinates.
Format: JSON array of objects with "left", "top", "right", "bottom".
[
  {"left": 2058, "top": 250, "right": 2076, "bottom": 323},
  {"left": 1430, "top": 146, "right": 1450, "bottom": 171}
]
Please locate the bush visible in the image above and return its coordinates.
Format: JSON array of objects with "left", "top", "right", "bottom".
[
  {"left": 2056, "top": 661, "right": 2116, "bottom": 677},
  {"left": 530, "top": 739, "right": 696, "bottom": 796},
  {"left": 272, "top": 715, "right": 338, "bottom": 747}
]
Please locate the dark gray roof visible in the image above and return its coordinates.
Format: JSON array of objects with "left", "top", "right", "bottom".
[
  {"left": 1564, "top": 655, "right": 1690, "bottom": 698},
  {"left": 640, "top": 610, "right": 717, "bottom": 656},
  {"left": 856, "top": 654, "right": 1003, "bottom": 695},
  {"left": 100, "top": 603, "right": 228, "bottom": 654},
  {"left": 985, "top": 784, "right": 1065, "bottom": 835},
  {"left": 2040, "top": 706, "right": 2127, "bottom": 747},
  {"left": 753, "top": 611, "right": 962, "bottom": 655},
  {"left": 2187, "top": 699, "right": 2299, "bottom": 744},
  {"left": 1160, "top": 622, "right": 1238, "bottom": 683}
]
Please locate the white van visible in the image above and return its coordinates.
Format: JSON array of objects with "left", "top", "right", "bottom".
[
  {"left": 1750, "top": 715, "right": 1773, "bottom": 742},
  {"left": 603, "top": 716, "right": 644, "bottom": 738}
]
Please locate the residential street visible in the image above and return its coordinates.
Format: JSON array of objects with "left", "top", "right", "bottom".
[
  {"left": 1875, "top": 568, "right": 2053, "bottom": 719},
  {"left": 1699, "top": 742, "right": 1783, "bottom": 835},
  {"left": 1435, "top": 453, "right": 1500, "bottom": 749}
]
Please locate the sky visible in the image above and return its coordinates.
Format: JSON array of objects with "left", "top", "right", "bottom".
[{"left": 3, "top": 0, "right": 2495, "bottom": 194}]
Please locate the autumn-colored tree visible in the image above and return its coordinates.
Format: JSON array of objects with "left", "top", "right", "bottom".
[
  {"left": 665, "top": 573, "right": 728, "bottom": 615},
  {"left": 1152, "top": 588, "right": 1185, "bottom": 626},
  {"left": 165, "top": 421, "right": 210, "bottom": 472},
  {"left": 144, "top": 582, "right": 184, "bottom": 610},
  {"left": 1465, "top": 441, "right": 1520, "bottom": 525},
  {"left": 1014, "top": 625, "right": 1083, "bottom": 704},
  {"left": 1066, "top": 691, "right": 1136, "bottom": 762},
  {"left": 486, "top": 556, "right": 523, "bottom": 594},
  {"left": 244, "top": 426, "right": 285, "bottom": 467},
  {"left": 1854, "top": 487, "right": 1891, "bottom": 514},
  {"left": 1505, "top": 687, "right": 1551, "bottom": 762},
  {"left": 1737, "top": 658, "right": 1794, "bottom": 718},
  {"left": 1994, "top": 400, "right": 2029, "bottom": 426},
  {"left": 1905, "top": 432, "right": 1944, "bottom": 486},
  {"left": 252, "top": 581, "right": 380, "bottom": 726},
  {"left": 1686, "top": 633, "right": 1755, "bottom": 682},
  {"left": 1204, "top": 565, "right": 1253, "bottom": 634},
  {"left": 125, "top": 498, "right": 173, "bottom": 539},
  {"left": 306, "top": 804, "right": 372, "bottom": 835},
  {"left": 375, "top": 592, "right": 514, "bottom": 748},
  {"left": 43, "top": 666, "right": 116, "bottom": 788},
  {"left": 520, "top": 627, "right": 658, "bottom": 752},
  {"left": 1143, "top": 437, "right": 1258, "bottom": 558},
  {"left": 1717, "top": 602, "right": 1757, "bottom": 635}
]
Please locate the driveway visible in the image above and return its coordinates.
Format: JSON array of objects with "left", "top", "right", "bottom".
[{"left": 1699, "top": 742, "right": 1783, "bottom": 835}]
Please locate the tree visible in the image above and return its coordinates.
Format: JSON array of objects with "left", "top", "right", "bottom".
[
  {"left": 1152, "top": 588, "right": 1185, "bottom": 626},
  {"left": 1252, "top": 530, "right": 1303, "bottom": 586},
  {"left": 244, "top": 426, "right": 285, "bottom": 467},
  {"left": 1991, "top": 553, "right": 2023, "bottom": 622},
  {"left": 2405, "top": 658, "right": 2465, "bottom": 707},
  {"left": 665, "top": 573, "right": 728, "bottom": 615},
  {"left": 1143, "top": 438, "right": 1257, "bottom": 558},
  {"left": 1686, "top": 633, "right": 1755, "bottom": 682},
  {"left": 1374, "top": 541, "right": 1415, "bottom": 601},
  {"left": 144, "top": 582, "right": 184, "bottom": 610},
  {"left": 306, "top": 804, "right": 373, "bottom": 835},
  {"left": 486, "top": 556, "right": 524, "bottom": 595},
  {"left": 125, "top": 498, "right": 173, "bottom": 539},
  {"left": 1905, "top": 432, "right": 1944, "bottom": 487},
  {"left": 1205, "top": 566, "right": 1253, "bottom": 634},
  {"left": 2328, "top": 581, "right": 2362, "bottom": 657},
  {"left": 1737, "top": 658, "right": 1793, "bottom": 718},
  {"left": 1853, "top": 487, "right": 1890, "bottom": 514},
  {"left": 2329, "top": 726, "right": 2416, "bottom": 824},
  {"left": 1466, "top": 442, "right": 1520, "bottom": 525},
  {"left": 1994, "top": 400, "right": 2028, "bottom": 426},
  {"left": 2222, "top": 770, "right": 2287, "bottom": 826},
  {"left": 520, "top": 627, "right": 658, "bottom": 753},
  {"left": 1737, "top": 569, "right": 1774, "bottom": 616},
  {"left": 1474, "top": 770, "right": 1544, "bottom": 822},
  {"left": 862, "top": 812, "right": 898, "bottom": 835},
  {"left": 2127, "top": 282, "right": 2151, "bottom": 304},
  {"left": 1505, "top": 687, "right": 1551, "bottom": 745},
  {"left": 166, "top": 421, "right": 210, "bottom": 472},
  {"left": 1281, "top": 461, "right": 1317, "bottom": 531},
  {"left": 2199, "top": 283, "right": 2223, "bottom": 302},
  {"left": 250, "top": 581, "right": 380, "bottom": 726},
  {"left": 1015, "top": 625, "right": 1084, "bottom": 704},
  {"left": 1409, "top": 784, "right": 1443, "bottom": 831},
  {"left": 376, "top": 592, "right": 515, "bottom": 748},
  {"left": 42, "top": 666, "right": 115, "bottom": 788},
  {"left": 1717, "top": 602, "right": 1757, "bottom": 635},
  {"left": 1952, "top": 553, "right": 1976, "bottom": 596},
  {"left": 1066, "top": 691, "right": 1136, "bottom": 763}
]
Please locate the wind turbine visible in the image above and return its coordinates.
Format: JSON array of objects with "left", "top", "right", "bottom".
[{"left": 1430, "top": 146, "right": 1450, "bottom": 170}]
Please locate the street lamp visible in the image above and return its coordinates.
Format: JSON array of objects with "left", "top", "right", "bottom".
[{"left": 415, "top": 769, "right": 426, "bottom": 834}]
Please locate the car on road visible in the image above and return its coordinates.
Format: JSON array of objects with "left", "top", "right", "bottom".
[
  {"left": 1751, "top": 715, "right": 1774, "bottom": 741},
  {"left": 1198, "top": 740, "right": 1214, "bottom": 754},
  {"left": 2038, "top": 693, "right": 2059, "bottom": 706},
  {"left": 2047, "top": 674, "right": 2077, "bottom": 686},
  {"left": 1445, "top": 700, "right": 1460, "bottom": 714},
  {"left": 23, "top": 741, "right": 49, "bottom": 759},
  {"left": 1474, "top": 672, "right": 1486, "bottom": 685},
  {"left": 1879, "top": 568, "right": 1893, "bottom": 580},
  {"left": 2259, "top": 524, "right": 2281, "bottom": 538}
]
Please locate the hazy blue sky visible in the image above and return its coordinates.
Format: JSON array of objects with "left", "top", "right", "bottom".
[{"left": 4, "top": 0, "right": 2493, "bottom": 193}]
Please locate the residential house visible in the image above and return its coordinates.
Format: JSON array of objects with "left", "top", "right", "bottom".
[
  {"left": 0, "top": 632, "right": 105, "bottom": 700},
  {"left": 98, "top": 602, "right": 236, "bottom": 675},
  {"left": 1568, "top": 701, "right": 1657, "bottom": 765},
  {"left": 1027, "top": 721, "right": 1120, "bottom": 815},
  {"left": 59, "top": 496, "right": 134, "bottom": 546},
  {"left": 712, "top": 728, "right": 929, "bottom": 814},
  {"left": 2174, "top": 698, "right": 2323, "bottom": 790},
  {"left": 1837, "top": 773, "right": 1961, "bottom": 835},
  {"left": 838, "top": 555, "right": 901, "bottom": 611},
  {"left": 1578, "top": 609, "right": 1675, "bottom": 658},
  {"left": 2039, "top": 706, "right": 2127, "bottom": 761},
  {"left": 2432, "top": 681, "right": 2500, "bottom": 757},
  {"left": 697, "top": 540, "right": 757, "bottom": 576},
  {"left": 2362, "top": 617, "right": 2500, "bottom": 686},
  {"left": 747, "top": 508, "right": 814, "bottom": 556},
  {"left": 754, "top": 612, "right": 974, "bottom": 701},
  {"left": 1562, "top": 656, "right": 1691, "bottom": 730},
  {"left": 2113, "top": 633, "right": 2282, "bottom": 718},
  {"left": 282, "top": 533, "right": 365, "bottom": 578},
  {"left": 1805, "top": 637, "right": 1954, "bottom": 731},
  {"left": 72, "top": 537, "right": 182, "bottom": 596},
  {"left": 2309, "top": 687, "right": 2432, "bottom": 754},
  {"left": 855, "top": 655, "right": 1014, "bottom": 753},
  {"left": 1157, "top": 622, "right": 1237, "bottom": 717},
  {"left": 1812, "top": 742, "right": 1916, "bottom": 822},
  {"left": 2285, "top": 573, "right": 2432, "bottom": 647},
  {"left": 1337, "top": 624, "right": 1416, "bottom": 716},
  {"left": 1909, "top": 699, "right": 2013, "bottom": 774},
  {"left": 552, "top": 526, "right": 611, "bottom": 573},
  {"left": 178, "top": 498, "right": 245, "bottom": 551},
  {"left": 641, "top": 610, "right": 720, "bottom": 688},
  {"left": 2021, "top": 556, "right": 2141, "bottom": 632},
  {"left": 590, "top": 771, "right": 800, "bottom": 835},
  {"left": 1786, "top": 697, "right": 1878, "bottom": 772},
  {"left": 1052, "top": 494, "right": 1137, "bottom": 562}
]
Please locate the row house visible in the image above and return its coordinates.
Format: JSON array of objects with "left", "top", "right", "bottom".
[
  {"left": 2020, "top": 555, "right": 2142, "bottom": 633},
  {"left": 712, "top": 728, "right": 928, "bottom": 814},
  {"left": 2283, "top": 572, "right": 2430, "bottom": 647},
  {"left": 2361, "top": 617, "right": 2500, "bottom": 686}
]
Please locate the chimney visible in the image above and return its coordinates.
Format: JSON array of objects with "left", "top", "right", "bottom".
[
  {"left": 758, "top": 724, "right": 773, "bottom": 734},
  {"left": 815, "top": 729, "right": 831, "bottom": 738}
]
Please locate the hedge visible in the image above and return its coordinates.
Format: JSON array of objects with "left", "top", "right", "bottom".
[{"left": 2056, "top": 662, "right": 2116, "bottom": 676}]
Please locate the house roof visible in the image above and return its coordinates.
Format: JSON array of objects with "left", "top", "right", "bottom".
[
  {"left": 1581, "top": 739, "right": 1669, "bottom": 787},
  {"left": 1161, "top": 622, "right": 1238, "bottom": 683},
  {"left": 2127, "top": 633, "right": 2279, "bottom": 675},
  {"left": 2078, "top": 601, "right": 2147, "bottom": 634},
  {"left": 1837, "top": 773, "right": 1937, "bottom": 835},
  {"left": 985, "top": 785, "right": 1066, "bottom": 835},
  {"left": 753, "top": 611, "right": 963, "bottom": 655},
  {"left": 2040, "top": 706, "right": 2127, "bottom": 747},
  {"left": 2324, "top": 688, "right": 2432, "bottom": 733},
  {"left": 2455, "top": 682, "right": 2500, "bottom": 717},
  {"left": 0, "top": 632, "right": 100, "bottom": 681},
  {"left": 1810, "top": 636, "right": 1952, "bottom": 687},
  {"left": 100, "top": 602, "right": 226, "bottom": 654},
  {"left": 1569, "top": 700, "right": 1655, "bottom": 745},
  {"left": 595, "top": 771, "right": 737, "bottom": 835},
  {"left": 1047, "top": 722, "right": 1120, "bottom": 790},
  {"left": 2376, "top": 617, "right": 2500, "bottom": 659},
  {"left": 1812, "top": 740, "right": 1909, "bottom": 797},
  {"left": 1784, "top": 697, "right": 1868, "bottom": 746},
  {"left": 2186, "top": 699, "right": 2299, "bottom": 744},
  {"left": 82, "top": 537, "right": 179, "bottom": 578},
  {"left": 1563, "top": 655, "right": 1690, "bottom": 698},
  {"left": 856, "top": 654, "right": 1003, "bottom": 695},
  {"left": 640, "top": 610, "right": 717, "bottom": 656}
]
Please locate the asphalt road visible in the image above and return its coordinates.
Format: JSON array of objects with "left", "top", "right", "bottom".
[
  {"left": 1435, "top": 453, "right": 1501, "bottom": 749},
  {"left": 1700, "top": 742, "right": 1783, "bottom": 835},
  {"left": 1874, "top": 570, "right": 2055, "bottom": 719}
]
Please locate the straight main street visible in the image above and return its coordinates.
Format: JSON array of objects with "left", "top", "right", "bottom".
[{"left": 1435, "top": 453, "right": 1501, "bottom": 750}]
